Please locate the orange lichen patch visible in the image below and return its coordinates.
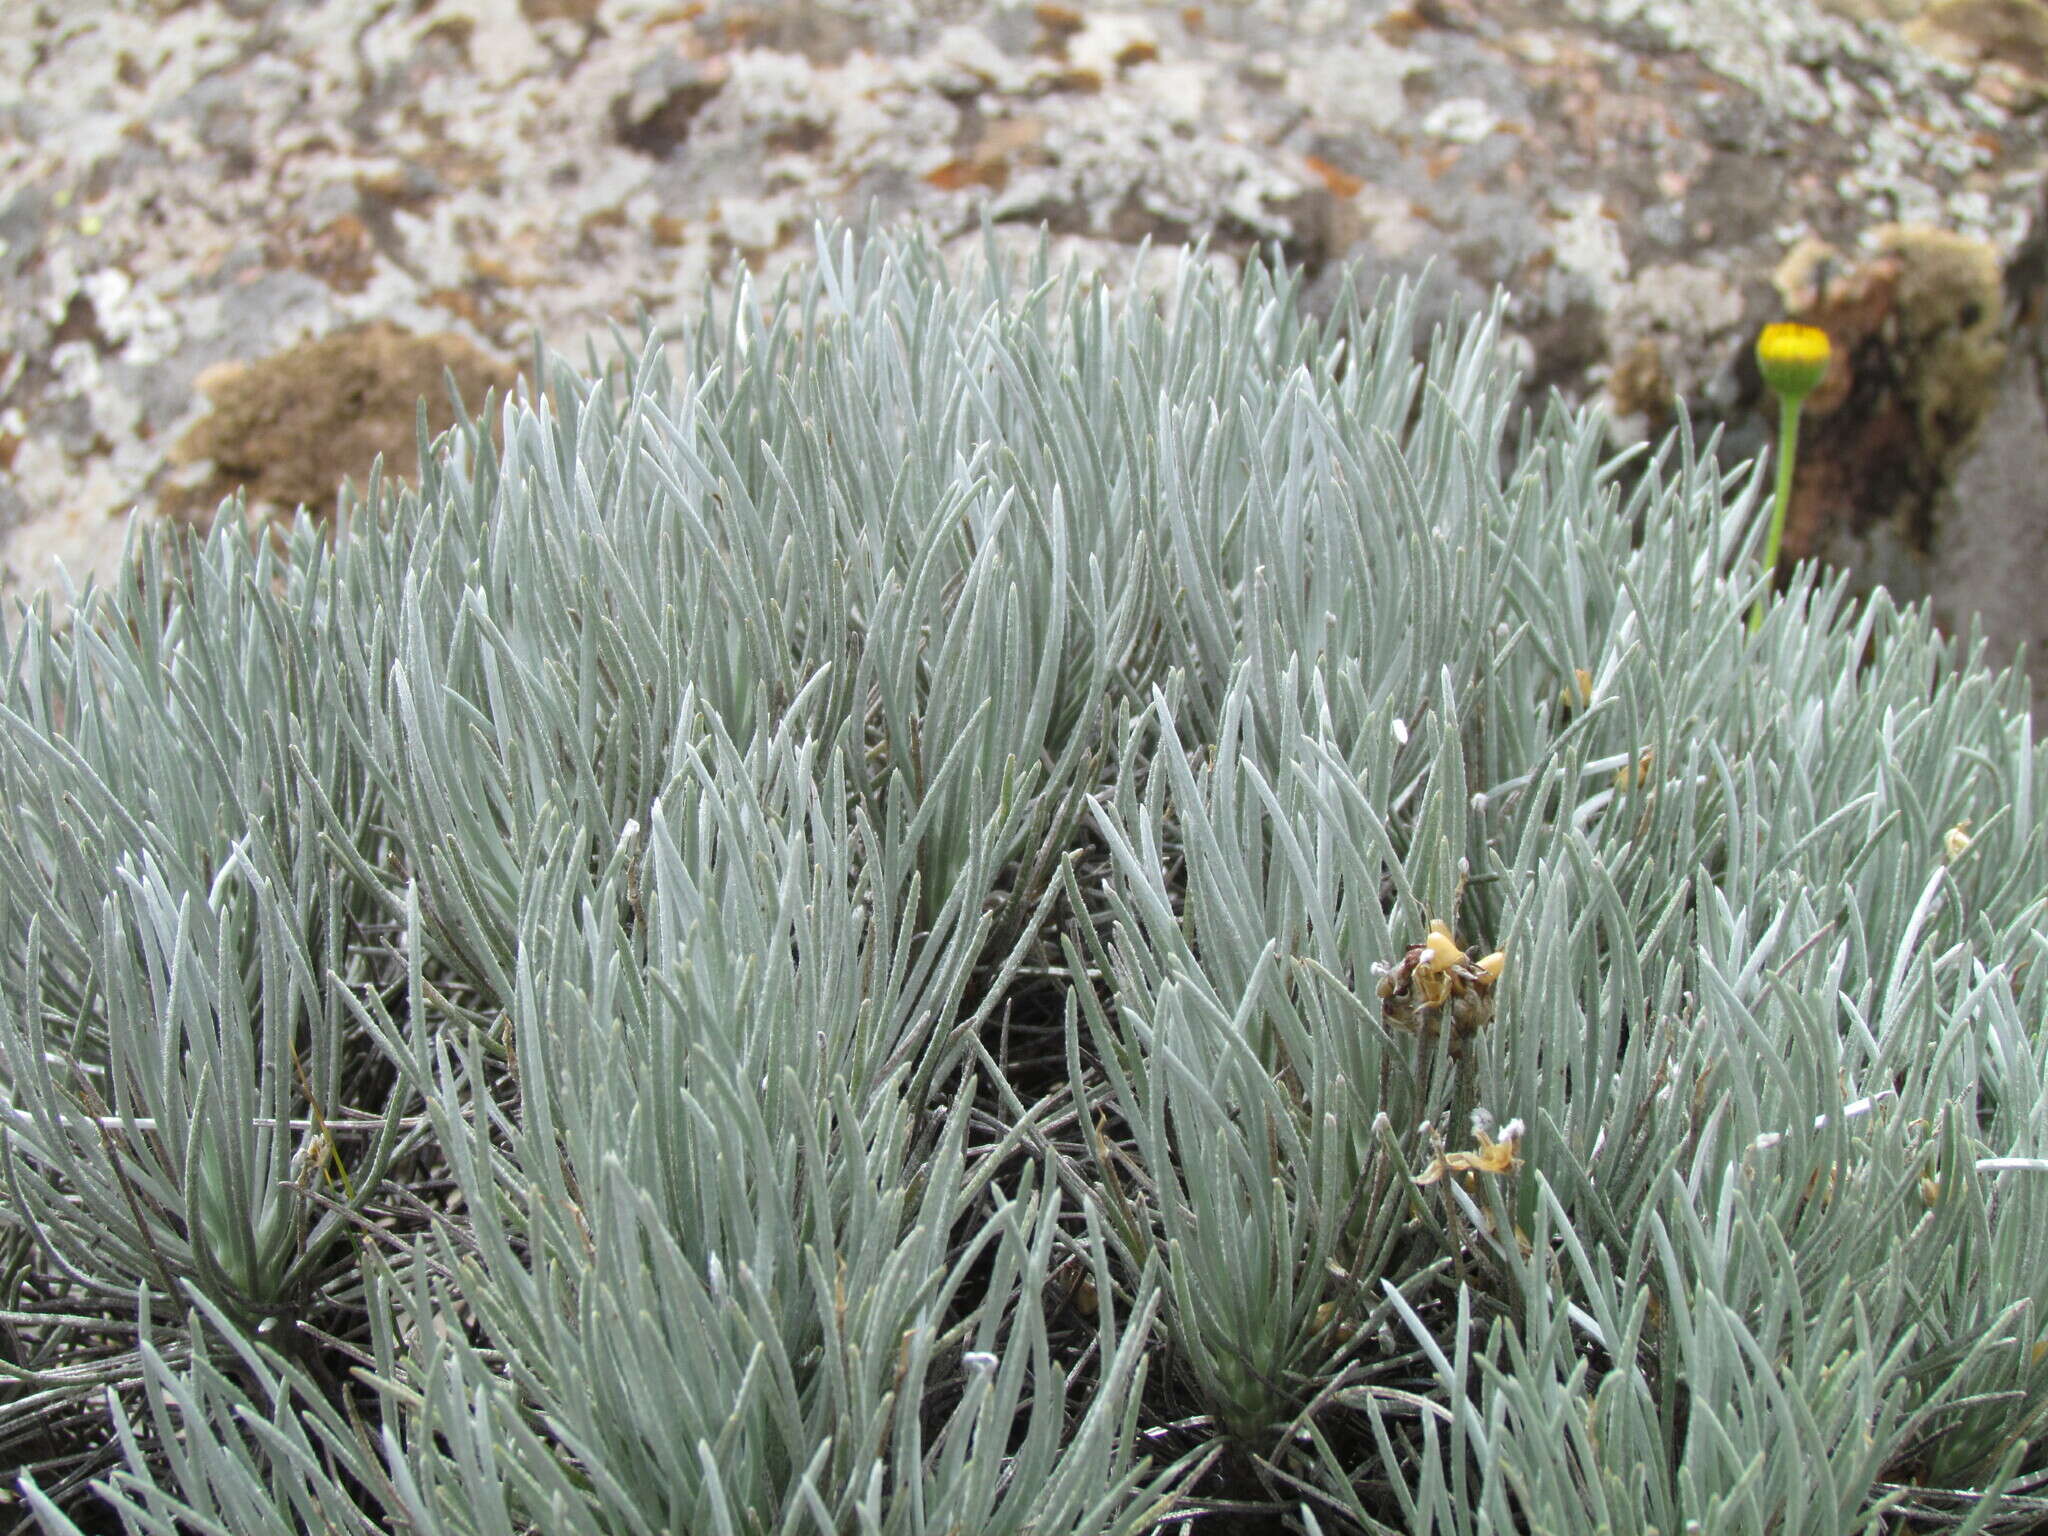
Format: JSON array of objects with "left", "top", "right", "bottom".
[
  {"left": 925, "top": 159, "right": 994, "bottom": 191},
  {"left": 168, "top": 323, "right": 516, "bottom": 526},
  {"left": 927, "top": 116, "right": 1046, "bottom": 194},
  {"left": 1302, "top": 154, "right": 1364, "bottom": 200}
]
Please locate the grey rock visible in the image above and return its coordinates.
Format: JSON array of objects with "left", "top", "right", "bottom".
[
  {"left": 3, "top": 0, "right": 2047, "bottom": 700},
  {"left": 0, "top": 187, "right": 48, "bottom": 281},
  {"left": 1932, "top": 236, "right": 2048, "bottom": 699}
]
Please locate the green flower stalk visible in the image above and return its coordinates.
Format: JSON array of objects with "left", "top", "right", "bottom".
[{"left": 1750, "top": 321, "right": 1832, "bottom": 633}]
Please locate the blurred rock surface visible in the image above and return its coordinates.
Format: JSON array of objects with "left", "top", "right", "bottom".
[{"left": 2, "top": 0, "right": 2045, "bottom": 698}]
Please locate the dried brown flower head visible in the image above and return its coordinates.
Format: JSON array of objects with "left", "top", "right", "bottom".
[{"left": 1376, "top": 919, "right": 1504, "bottom": 1053}]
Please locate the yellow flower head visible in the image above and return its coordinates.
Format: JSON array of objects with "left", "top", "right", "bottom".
[
  {"left": 1756, "top": 322, "right": 1831, "bottom": 404},
  {"left": 1421, "top": 921, "right": 1464, "bottom": 973},
  {"left": 1943, "top": 820, "right": 1973, "bottom": 862},
  {"left": 1378, "top": 920, "right": 1503, "bottom": 1049},
  {"left": 1613, "top": 748, "right": 1655, "bottom": 793}
]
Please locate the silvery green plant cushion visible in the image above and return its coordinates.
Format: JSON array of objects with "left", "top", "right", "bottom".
[{"left": 2, "top": 224, "right": 2044, "bottom": 1535}]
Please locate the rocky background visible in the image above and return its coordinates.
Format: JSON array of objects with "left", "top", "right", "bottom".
[{"left": 4, "top": 0, "right": 2047, "bottom": 700}]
